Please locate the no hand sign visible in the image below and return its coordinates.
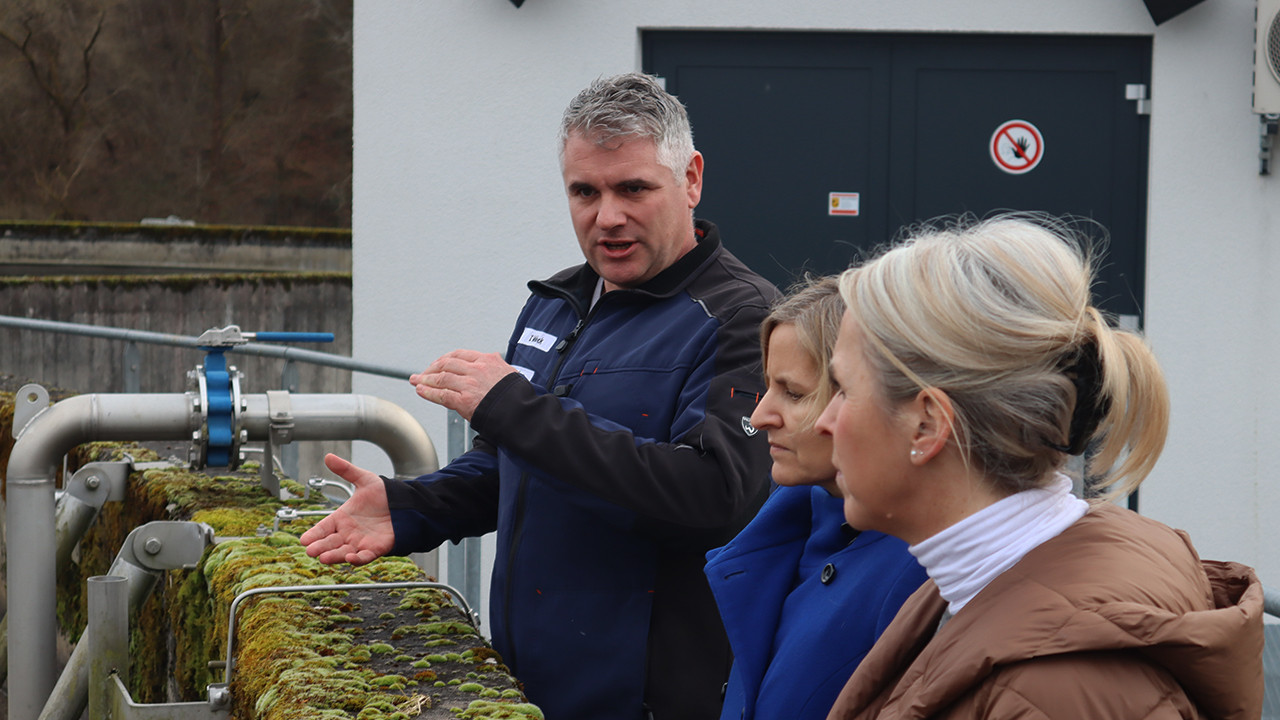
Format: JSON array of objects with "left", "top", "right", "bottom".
[{"left": 989, "top": 120, "right": 1044, "bottom": 175}]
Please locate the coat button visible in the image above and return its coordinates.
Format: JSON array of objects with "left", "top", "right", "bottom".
[{"left": 821, "top": 563, "right": 836, "bottom": 584}]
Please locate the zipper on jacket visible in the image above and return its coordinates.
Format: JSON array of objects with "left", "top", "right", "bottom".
[
  {"left": 554, "top": 318, "right": 585, "bottom": 353},
  {"left": 547, "top": 314, "right": 589, "bottom": 385}
]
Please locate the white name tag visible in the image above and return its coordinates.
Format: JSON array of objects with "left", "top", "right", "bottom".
[
  {"left": 518, "top": 328, "right": 557, "bottom": 352},
  {"left": 512, "top": 365, "right": 535, "bottom": 381}
]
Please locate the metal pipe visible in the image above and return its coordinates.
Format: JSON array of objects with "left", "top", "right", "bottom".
[
  {"left": 0, "top": 464, "right": 126, "bottom": 687},
  {"left": 86, "top": 576, "right": 129, "bottom": 720},
  {"left": 38, "top": 540, "right": 175, "bottom": 720},
  {"left": 0, "top": 315, "right": 417, "bottom": 380},
  {"left": 0, "top": 492, "right": 107, "bottom": 693},
  {"left": 1264, "top": 585, "right": 1280, "bottom": 618},
  {"left": 8, "top": 391, "right": 436, "bottom": 720},
  {"left": 7, "top": 394, "right": 198, "bottom": 720},
  {"left": 239, "top": 394, "right": 438, "bottom": 478}
]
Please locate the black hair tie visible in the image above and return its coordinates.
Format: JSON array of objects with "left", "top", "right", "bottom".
[{"left": 1046, "top": 340, "right": 1110, "bottom": 455}]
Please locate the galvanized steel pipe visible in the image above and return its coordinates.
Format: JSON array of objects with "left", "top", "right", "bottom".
[
  {"left": 7, "top": 393, "right": 198, "bottom": 720},
  {"left": 85, "top": 576, "right": 129, "bottom": 720},
  {"left": 239, "top": 393, "right": 439, "bottom": 478}
]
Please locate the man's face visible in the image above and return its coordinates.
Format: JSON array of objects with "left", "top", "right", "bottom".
[{"left": 562, "top": 132, "right": 703, "bottom": 292}]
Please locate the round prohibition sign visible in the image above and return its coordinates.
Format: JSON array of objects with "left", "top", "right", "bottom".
[{"left": 990, "top": 119, "right": 1044, "bottom": 175}]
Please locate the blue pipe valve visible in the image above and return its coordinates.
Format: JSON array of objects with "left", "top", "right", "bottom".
[{"left": 192, "top": 325, "right": 334, "bottom": 468}]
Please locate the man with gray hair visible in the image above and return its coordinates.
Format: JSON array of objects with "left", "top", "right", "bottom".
[{"left": 302, "top": 73, "right": 777, "bottom": 719}]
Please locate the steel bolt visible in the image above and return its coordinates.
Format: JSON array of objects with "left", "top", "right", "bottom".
[
  {"left": 208, "top": 684, "right": 231, "bottom": 709},
  {"left": 84, "top": 475, "right": 102, "bottom": 490},
  {"left": 143, "top": 537, "right": 163, "bottom": 555}
]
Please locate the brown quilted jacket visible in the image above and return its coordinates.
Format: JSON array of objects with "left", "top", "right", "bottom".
[{"left": 827, "top": 503, "right": 1263, "bottom": 719}]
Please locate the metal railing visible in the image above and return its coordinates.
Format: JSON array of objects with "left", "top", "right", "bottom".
[{"left": 0, "top": 314, "right": 416, "bottom": 390}]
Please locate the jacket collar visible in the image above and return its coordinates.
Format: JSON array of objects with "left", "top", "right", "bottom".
[
  {"left": 872, "top": 504, "right": 1263, "bottom": 719},
  {"left": 529, "top": 219, "right": 722, "bottom": 313}
]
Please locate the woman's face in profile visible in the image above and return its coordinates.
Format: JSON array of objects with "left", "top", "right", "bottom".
[
  {"left": 816, "top": 313, "right": 916, "bottom": 535},
  {"left": 750, "top": 323, "right": 838, "bottom": 494}
]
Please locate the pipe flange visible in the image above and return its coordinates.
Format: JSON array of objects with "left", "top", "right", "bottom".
[{"left": 194, "top": 351, "right": 243, "bottom": 469}]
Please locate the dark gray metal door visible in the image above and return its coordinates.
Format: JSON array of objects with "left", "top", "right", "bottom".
[{"left": 644, "top": 31, "right": 1151, "bottom": 318}]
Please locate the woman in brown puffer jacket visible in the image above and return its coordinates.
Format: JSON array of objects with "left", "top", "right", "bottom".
[{"left": 814, "top": 214, "right": 1262, "bottom": 720}]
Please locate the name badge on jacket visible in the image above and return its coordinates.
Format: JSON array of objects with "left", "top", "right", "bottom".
[{"left": 519, "top": 328, "right": 557, "bottom": 352}]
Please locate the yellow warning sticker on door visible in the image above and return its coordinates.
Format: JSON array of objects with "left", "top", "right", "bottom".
[{"left": 829, "top": 192, "right": 860, "bottom": 216}]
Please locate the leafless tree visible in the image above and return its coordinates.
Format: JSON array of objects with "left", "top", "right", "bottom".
[{"left": 0, "top": 0, "right": 352, "bottom": 226}]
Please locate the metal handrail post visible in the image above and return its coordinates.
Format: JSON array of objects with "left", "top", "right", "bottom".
[
  {"left": 86, "top": 576, "right": 129, "bottom": 720},
  {"left": 124, "top": 341, "right": 141, "bottom": 393},
  {"left": 446, "top": 411, "right": 482, "bottom": 611}
]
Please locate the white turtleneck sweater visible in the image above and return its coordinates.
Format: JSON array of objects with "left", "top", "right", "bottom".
[{"left": 909, "top": 472, "right": 1088, "bottom": 615}]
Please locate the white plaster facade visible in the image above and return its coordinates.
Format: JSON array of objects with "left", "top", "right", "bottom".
[{"left": 351, "top": 0, "right": 1280, "bottom": 627}]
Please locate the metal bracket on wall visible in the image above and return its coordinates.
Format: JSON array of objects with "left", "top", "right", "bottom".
[
  {"left": 12, "top": 383, "right": 50, "bottom": 439},
  {"left": 1260, "top": 113, "right": 1279, "bottom": 175},
  {"left": 66, "top": 461, "right": 131, "bottom": 505},
  {"left": 128, "top": 520, "right": 215, "bottom": 572},
  {"left": 1125, "top": 83, "right": 1151, "bottom": 116}
]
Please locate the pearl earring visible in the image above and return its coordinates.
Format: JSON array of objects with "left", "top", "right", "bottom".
[{"left": 910, "top": 449, "right": 922, "bottom": 460}]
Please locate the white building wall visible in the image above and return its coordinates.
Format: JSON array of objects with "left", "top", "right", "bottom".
[{"left": 352, "top": 0, "right": 1280, "bottom": 627}]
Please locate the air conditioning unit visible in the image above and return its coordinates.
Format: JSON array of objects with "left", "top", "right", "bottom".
[{"left": 1256, "top": 0, "right": 1280, "bottom": 114}]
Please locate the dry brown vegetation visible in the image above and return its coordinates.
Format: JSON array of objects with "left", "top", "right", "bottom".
[{"left": 0, "top": 0, "right": 352, "bottom": 227}]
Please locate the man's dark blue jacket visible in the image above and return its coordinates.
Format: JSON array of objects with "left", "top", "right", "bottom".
[{"left": 382, "top": 220, "right": 778, "bottom": 719}]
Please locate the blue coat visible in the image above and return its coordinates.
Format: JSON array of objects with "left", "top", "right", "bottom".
[
  {"left": 705, "top": 485, "right": 928, "bottom": 720},
  {"left": 384, "top": 221, "right": 778, "bottom": 720}
]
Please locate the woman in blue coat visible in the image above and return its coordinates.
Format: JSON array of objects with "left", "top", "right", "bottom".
[{"left": 705, "top": 276, "right": 928, "bottom": 720}]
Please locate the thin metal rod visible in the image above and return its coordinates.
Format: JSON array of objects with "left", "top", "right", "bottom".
[{"left": 0, "top": 315, "right": 416, "bottom": 380}]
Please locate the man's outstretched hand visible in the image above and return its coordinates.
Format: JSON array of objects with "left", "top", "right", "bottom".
[{"left": 299, "top": 454, "right": 396, "bottom": 566}]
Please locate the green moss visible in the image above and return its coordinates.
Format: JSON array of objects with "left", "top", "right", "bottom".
[
  {"left": 392, "top": 620, "right": 476, "bottom": 639},
  {"left": 370, "top": 675, "right": 408, "bottom": 690},
  {"left": 0, "top": 218, "right": 351, "bottom": 240},
  {"left": 15, "top": 417, "right": 541, "bottom": 720},
  {"left": 455, "top": 701, "right": 546, "bottom": 719}
]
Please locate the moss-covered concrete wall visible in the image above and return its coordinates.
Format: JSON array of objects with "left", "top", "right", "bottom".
[{"left": 1, "top": 391, "right": 541, "bottom": 720}]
